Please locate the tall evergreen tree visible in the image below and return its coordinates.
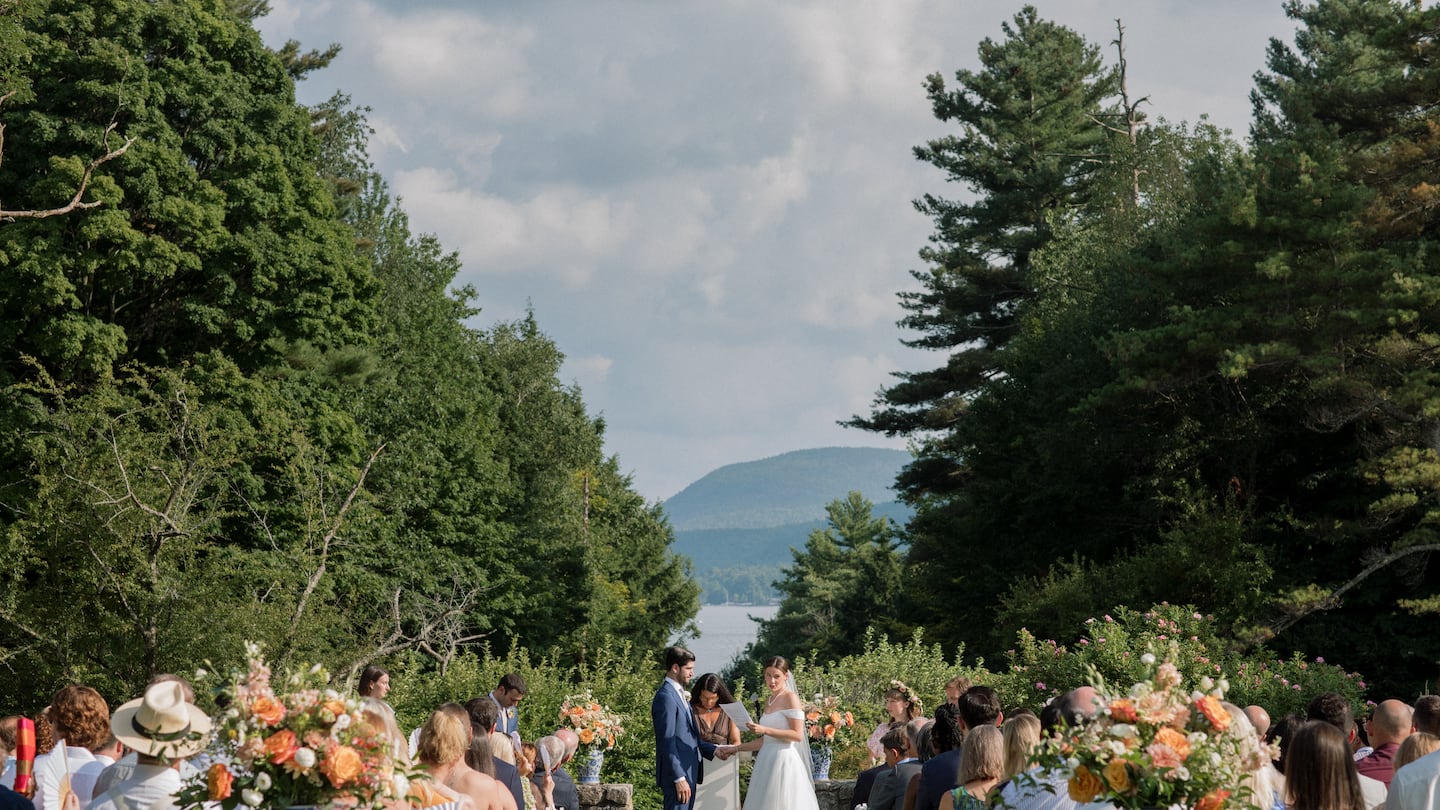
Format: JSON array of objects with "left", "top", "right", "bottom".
[{"left": 850, "top": 6, "right": 1115, "bottom": 496}]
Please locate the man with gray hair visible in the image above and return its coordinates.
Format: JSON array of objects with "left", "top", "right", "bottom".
[{"left": 533, "top": 735, "right": 578, "bottom": 810}]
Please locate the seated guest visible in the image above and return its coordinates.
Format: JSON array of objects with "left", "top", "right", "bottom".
[
  {"left": 1286, "top": 721, "right": 1367, "bottom": 810},
  {"left": 33, "top": 687, "right": 109, "bottom": 810},
  {"left": 1395, "top": 733, "right": 1440, "bottom": 774},
  {"left": 915, "top": 705, "right": 963, "bottom": 810},
  {"left": 464, "top": 697, "right": 524, "bottom": 809},
  {"left": 1308, "top": 693, "right": 1387, "bottom": 809},
  {"left": 417, "top": 709, "right": 508, "bottom": 810},
  {"left": 532, "top": 736, "right": 577, "bottom": 810},
  {"left": 940, "top": 725, "right": 1004, "bottom": 810},
  {"left": 89, "top": 682, "right": 210, "bottom": 810},
  {"left": 1357, "top": 700, "right": 1412, "bottom": 787},
  {"left": 1001, "top": 713, "right": 1041, "bottom": 782},
  {"left": 867, "top": 726, "right": 917, "bottom": 810},
  {"left": 996, "top": 686, "right": 1100, "bottom": 810},
  {"left": 1389, "top": 697, "right": 1440, "bottom": 810},
  {"left": 1246, "top": 705, "right": 1272, "bottom": 739},
  {"left": 957, "top": 686, "right": 1002, "bottom": 735}
]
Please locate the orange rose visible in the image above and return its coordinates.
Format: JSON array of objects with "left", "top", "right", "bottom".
[
  {"left": 1196, "top": 696, "right": 1231, "bottom": 732},
  {"left": 1102, "top": 760, "right": 1132, "bottom": 793},
  {"left": 207, "top": 764, "right": 234, "bottom": 800},
  {"left": 323, "top": 700, "right": 347, "bottom": 719},
  {"left": 1109, "top": 699, "right": 1138, "bottom": 723},
  {"left": 321, "top": 745, "right": 364, "bottom": 788},
  {"left": 579, "top": 728, "right": 595, "bottom": 745},
  {"left": 1068, "top": 766, "right": 1103, "bottom": 802},
  {"left": 251, "top": 697, "right": 286, "bottom": 727},
  {"left": 1196, "top": 790, "right": 1231, "bottom": 810},
  {"left": 265, "top": 729, "right": 300, "bottom": 764},
  {"left": 1154, "top": 727, "right": 1192, "bottom": 760}
]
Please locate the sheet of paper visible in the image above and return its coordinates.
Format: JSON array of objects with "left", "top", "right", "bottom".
[
  {"left": 720, "top": 701, "right": 753, "bottom": 728},
  {"left": 540, "top": 744, "right": 553, "bottom": 773}
]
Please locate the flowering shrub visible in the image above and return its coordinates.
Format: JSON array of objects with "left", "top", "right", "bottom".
[
  {"left": 802, "top": 693, "right": 858, "bottom": 747},
  {"left": 1029, "top": 654, "right": 1275, "bottom": 810},
  {"left": 994, "top": 604, "right": 1366, "bottom": 716},
  {"left": 559, "top": 690, "right": 626, "bottom": 751},
  {"left": 176, "top": 643, "right": 406, "bottom": 810}
]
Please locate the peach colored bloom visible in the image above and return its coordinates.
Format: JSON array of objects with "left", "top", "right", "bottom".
[
  {"left": 1068, "top": 766, "right": 1103, "bottom": 802},
  {"left": 1103, "top": 759, "right": 1132, "bottom": 793},
  {"left": 1154, "top": 727, "right": 1192, "bottom": 759},
  {"left": 321, "top": 745, "right": 364, "bottom": 788},
  {"left": 1146, "top": 742, "right": 1182, "bottom": 770},
  {"left": 265, "top": 729, "right": 299, "bottom": 764},
  {"left": 1196, "top": 790, "right": 1231, "bottom": 810},
  {"left": 1196, "top": 696, "right": 1231, "bottom": 732},
  {"left": 251, "top": 697, "right": 285, "bottom": 726},
  {"left": 1109, "top": 699, "right": 1138, "bottom": 723},
  {"left": 206, "top": 764, "right": 234, "bottom": 801}
]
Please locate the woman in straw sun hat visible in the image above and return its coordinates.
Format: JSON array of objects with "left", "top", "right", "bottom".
[{"left": 88, "top": 683, "right": 210, "bottom": 810}]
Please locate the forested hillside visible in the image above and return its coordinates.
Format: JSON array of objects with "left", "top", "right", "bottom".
[
  {"left": 0, "top": 0, "right": 696, "bottom": 714},
  {"left": 846, "top": 1, "right": 1440, "bottom": 698},
  {"left": 664, "top": 447, "right": 910, "bottom": 603}
]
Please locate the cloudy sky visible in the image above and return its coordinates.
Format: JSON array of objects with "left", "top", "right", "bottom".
[{"left": 257, "top": 1, "right": 1298, "bottom": 503}]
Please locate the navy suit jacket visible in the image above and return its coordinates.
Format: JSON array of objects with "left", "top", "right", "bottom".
[
  {"left": 493, "top": 757, "right": 524, "bottom": 810},
  {"left": 916, "top": 748, "right": 963, "bottom": 810},
  {"left": 652, "top": 679, "right": 716, "bottom": 791},
  {"left": 531, "top": 767, "right": 579, "bottom": 810}
]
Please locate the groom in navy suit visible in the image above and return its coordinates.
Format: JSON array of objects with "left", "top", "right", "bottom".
[{"left": 653, "top": 646, "right": 723, "bottom": 809}]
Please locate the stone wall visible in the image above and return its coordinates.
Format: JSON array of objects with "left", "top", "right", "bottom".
[
  {"left": 576, "top": 783, "right": 632, "bottom": 810},
  {"left": 815, "top": 779, "right": 856, "bottom": 810}
]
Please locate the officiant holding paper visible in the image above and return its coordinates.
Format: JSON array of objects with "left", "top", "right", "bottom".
[{"left": 689, "top": 674, "right": 742, "bottom": 810}]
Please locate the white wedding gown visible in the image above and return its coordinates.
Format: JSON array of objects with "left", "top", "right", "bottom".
[{"left": 743, "top": 709, "right": 819, "bottom": 810}]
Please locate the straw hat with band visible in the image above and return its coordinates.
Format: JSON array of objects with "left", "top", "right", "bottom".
[{"left": 110, "top": 682, "right": 212, "bottom": 758}]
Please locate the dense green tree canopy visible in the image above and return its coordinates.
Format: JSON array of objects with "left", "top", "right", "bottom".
[{"left": 0, "top": 0, "right": 696, "bottom": 713}]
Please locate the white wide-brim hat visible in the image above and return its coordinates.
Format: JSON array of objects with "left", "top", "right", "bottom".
[{"left": 110, "top": 681, "right": 212, "bottom": 758}]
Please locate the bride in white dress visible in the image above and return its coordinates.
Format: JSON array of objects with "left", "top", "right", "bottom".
[{"left": 718, "top": 656, "right": 819, "bottom": 810}]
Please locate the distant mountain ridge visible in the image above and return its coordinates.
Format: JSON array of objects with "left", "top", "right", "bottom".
[
  {"left": 664, "top": 447, "right": 913, "bottom": 604},
  {"left": 664, "top": 446, "right": 911, "bottom": 531}
]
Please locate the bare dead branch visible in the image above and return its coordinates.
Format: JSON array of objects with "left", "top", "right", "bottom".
[
  {"left": 0, "top": 92, "right": 136, "bottom": 221},
  {"left": 289, "top": 443, "right": 385, "bottom": 635}
]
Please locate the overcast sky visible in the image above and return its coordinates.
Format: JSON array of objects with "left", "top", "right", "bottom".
[{"left": 257, "top": 1, "right": 1298, "bottom": 502}]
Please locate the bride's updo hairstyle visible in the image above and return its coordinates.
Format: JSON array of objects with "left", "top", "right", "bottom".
[{"left": 762, "top": 656, "right": 790, "bottom": 674}]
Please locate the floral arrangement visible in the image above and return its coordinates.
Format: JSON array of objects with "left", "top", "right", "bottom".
[
  {"left": 176, "top": 643, "right": 407, "bottom": 810},
  {"left": 803, "top": 693, "right": 858, "bottom": 746},
  {"left": 558, "top": 690, "right": 626, "bottom": 751},
  {"left": 1028, "top": 652, "right": 1273, "bottom": 810}
]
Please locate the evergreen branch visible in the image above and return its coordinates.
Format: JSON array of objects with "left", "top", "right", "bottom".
[{"left": 1268, "top": 542, "right": 1440, "bottom": 637}]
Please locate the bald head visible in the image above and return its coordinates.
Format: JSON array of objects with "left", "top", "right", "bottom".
[
  {"left": 1056, "top": 686, "right": 1100, "bottom": 728},
  {"left": 1245, "top": 705, "right": 1271, "bottom": 738},
  {"left": 1369, "top": 700, "right": 1414, "bottom": 746}
]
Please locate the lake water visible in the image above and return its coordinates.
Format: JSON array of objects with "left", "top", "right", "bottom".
[{"left": 677, "top": 603, "right": 779, "bottom": 672}]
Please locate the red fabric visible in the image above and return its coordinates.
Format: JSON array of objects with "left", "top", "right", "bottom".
[{"left": 12, "top": 717, "right": 34, "bottom": 797}]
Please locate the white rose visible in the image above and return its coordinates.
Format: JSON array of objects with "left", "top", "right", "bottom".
[
  {"left": 254, "top": 772, "right": 272, "bottom": 792},
  {"left": 1200, "top": 676, "right": 1215, "bottom": 691},
  {"left": 332, "top": 714, "right": 351, "bottom": 732},
  {"left": 1109, "top": 724, "right": 1135, "bottom": 738},
  {"left": 294, "top": 747, "right": 317, "bottom": 769},
  {"left": 241, "top": 789, "right": 264, "bottom": 807},
  {"left": 1141, "top": 653, "right": 1157, "bottom": 665},
  {"left": 1217, "top": 679, "right": 1230, "bottom": 694}
]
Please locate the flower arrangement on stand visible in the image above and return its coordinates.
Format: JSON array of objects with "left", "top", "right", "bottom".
[
  {"left": 1028, "top": 652, "right": 1275, "bottom": 810},
  {"left": 176, "top": 643, "right": 407, "bottom": 810},
  {"left": 803, "top": 693, "right": 858, "bottom": 781},
  {"left": 558, "top": 691, "right": 626, "bottom": 783}
]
